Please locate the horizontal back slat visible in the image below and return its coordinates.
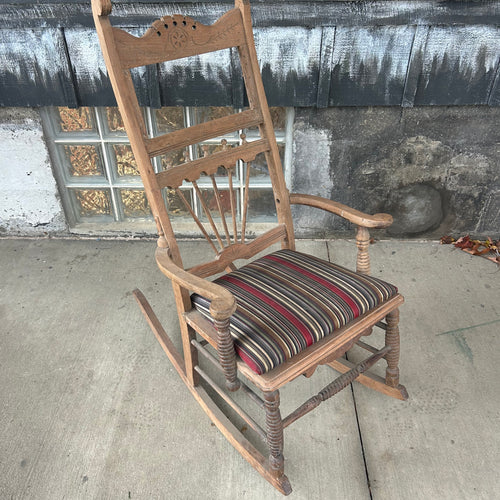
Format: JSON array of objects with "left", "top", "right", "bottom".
[
  {"left": 114, "top": 9, "right": 245, "bottom": 69},
  {"left": 146, "top": 108, "right": 263, "bottom": 157},
  {"left": 188, "top": 225, "right": 288, "bottom": 278},
  {"left": 156, "top": 139, "right": 270, "bottom": 188}
]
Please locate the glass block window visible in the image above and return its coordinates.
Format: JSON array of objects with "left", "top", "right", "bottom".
[{"left": 42, "top": 106, "right": 293, "bottom": 230}]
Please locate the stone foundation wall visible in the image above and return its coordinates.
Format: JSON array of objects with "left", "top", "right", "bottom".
[{"left": 292, "top": 107, "right": 500, "bottom": 239}]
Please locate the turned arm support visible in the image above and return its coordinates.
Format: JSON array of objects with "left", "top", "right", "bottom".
[
  {"left": 156, "top": 247, "right": 240, "bottom": 391},
  {"left": 289, "top": 193, "right": 394, "bottom": 275}
]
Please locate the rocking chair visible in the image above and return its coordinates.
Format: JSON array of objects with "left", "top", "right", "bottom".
[{"left": 92, "top": 0, "right": 408, "bottom": 494}]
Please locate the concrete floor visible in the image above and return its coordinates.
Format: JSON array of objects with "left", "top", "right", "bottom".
[{"left": 0, "top": 237, "right": 499, "bottom": 500}]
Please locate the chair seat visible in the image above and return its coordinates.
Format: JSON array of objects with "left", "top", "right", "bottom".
[{"left": 192, "top": 249, "right": 398, "bottom": 375}]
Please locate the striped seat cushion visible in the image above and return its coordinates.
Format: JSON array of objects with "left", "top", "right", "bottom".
[{"left": 191, "top": 249, "right": 397, "bottom": 375}]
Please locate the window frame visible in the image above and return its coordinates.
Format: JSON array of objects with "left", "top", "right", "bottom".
[{"left": 41, "top": 106, "right": 294, "bottom": 234}]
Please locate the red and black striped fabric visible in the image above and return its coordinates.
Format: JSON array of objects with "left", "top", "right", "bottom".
[{"left": 191, "top": 249, "right": 397, "bottom": 375}]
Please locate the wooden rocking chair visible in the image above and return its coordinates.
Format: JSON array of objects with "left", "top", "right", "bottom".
[{"left": 92, "top": 0, "right": 408, "bottom": 494}]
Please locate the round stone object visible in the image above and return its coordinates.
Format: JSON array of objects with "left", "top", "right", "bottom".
[{"left": 386, "top": 184, "right": 443, "bottom": 236}]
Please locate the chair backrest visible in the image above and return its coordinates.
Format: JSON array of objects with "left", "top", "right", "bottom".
[{"left": 91, "top": 0, "right": 295, "bottom": 276}]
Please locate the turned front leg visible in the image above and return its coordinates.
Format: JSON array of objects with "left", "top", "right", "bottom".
[
  {"left": 356, "top": 226, "right": 371, "bottom": 275},
  {"left": 264, "top": 390, "right": 285, "bottom": 479},
  {"left": 214, "top": 316, "right": 240, "bottom": 392},
  {"left": 385, "top": 309, "right": 401, "bottom": 387}
]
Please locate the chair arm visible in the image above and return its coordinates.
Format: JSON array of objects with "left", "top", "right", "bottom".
[
  {"left": 156, "top": 246, "right": 240, "bottom": 391},
  {"left": 155, "top": 247, "right": 236, "bottom": 320},
  {"left": 289, "top": 193, "right": 393, "bottom": 229}
]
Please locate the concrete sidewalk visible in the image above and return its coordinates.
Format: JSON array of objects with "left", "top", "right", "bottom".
[{"left": 0, "top": 238, "right": 498, "bottom": 499}]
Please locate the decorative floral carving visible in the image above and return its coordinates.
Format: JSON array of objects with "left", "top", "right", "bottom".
[{"left": 169, "top": 28, "right": 188, "bottom": 49}]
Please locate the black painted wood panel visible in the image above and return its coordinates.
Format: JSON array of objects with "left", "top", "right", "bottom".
[
  {"left": 329, "top": 25, "right": 415, "bottom": 106},
  {"left": 0, "top": 27, "right": 76, "bottom": 107},
  {"left": 0, "top": 1, "right": 499, "bottom": 108},
  {"left": 412, "top": 26, "right": 500, "bottom": 106},
  {"left": 255, "top": 27, "right": 322, "bottom": 107}
]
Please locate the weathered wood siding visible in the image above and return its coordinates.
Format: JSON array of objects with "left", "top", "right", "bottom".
[
  {"left": 0, "top": 28, "right": 77, "bottom": 106},
  {"left": 0, "top": 0, "right": 499, "bottom": 107}
]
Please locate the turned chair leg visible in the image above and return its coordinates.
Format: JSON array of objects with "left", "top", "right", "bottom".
[
  {"left": 263, "top": 390, "right": 286, "bottom": 479},
  {"left": 385, "top": 309, "right": 401, "bottom": 387},
  {"left": 214, "top": 316, "right": 240, "bottom": 392}
]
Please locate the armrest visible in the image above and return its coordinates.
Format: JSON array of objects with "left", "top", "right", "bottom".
[
  {"left": 156, "top": 246, "right": 239, "bottom": 391},
  {"left": 289, "top": 193, "right": 393, "bottom": 229},
  {"left": 155, "top": 247, "right": 236, "bottom": 320}
]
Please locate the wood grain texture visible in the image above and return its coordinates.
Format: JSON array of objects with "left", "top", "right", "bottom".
[
  {"left": 263, "top": 390, "right": 288, "bottom": 486},
  {"left": 316, "top": 26, "right": 336, "bottom": 107},
  {"left": 412, "top": 25, "right": 500, "bottom": 106},
  {"left": 6, "top": 1, "right": 500, "bottom": 29},
  {"left": 214, "top": 316, "right": 240, "bottom": 391},
  {"left": 290, "top": 193, "right": 393, "bottom": 228},
  {"left": 146, "top": 108, "right": 262, "bottom": 157},
  {"left": 185, "top": 294, "right": 405, "bottom": 392},
  {"left": 131, "top": 290, "right": 292, "bottom": 494},
  {"left": 283, "top": 345, "right": 391, "bottom": 428},
  {"left": 254, "top": 26, "right": 322, "bottom": 107},
  {"left": 329, "top": 25, "right": 415, "bottom": 106},
  {"left": 328, "top": 358, "right": 408, "bottom": 401},
  {"left": 187, "top": 224, "right": 288, "bottom": 278},
  {"left": 356, "top": 226, "right": 371, "bottom": 275},
  {"left": 63, "top": 27, "right": 116, "bottom": 106},
  {"left": 155, "top": 139, "right": 269, "bottom": 189},
  {"left": 155, "top": 247, "right": 236, "bottom": 318},
  {"left": 385, "top": 308, "right": 401, "bottom": 387},
  {"left": 114, "top": 9, "right": 245, "bottom": 68}
]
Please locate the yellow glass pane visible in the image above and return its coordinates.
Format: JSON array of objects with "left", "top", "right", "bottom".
[
  {"left": 106, "top": 107, "right": 126, "bottom": 132},
  {"left": 120, "top": 189, "right": 151, "bottom": 218},
  {"left": 159, "top": 148, "right": 187, "bottom": 171},
  {"left": 155, "top": 107, "right": 184, "bottom": 134},
  {"left": 247, "top": 146, "right": 284, "bottom": 178},
  {"left": 269, "top": 107, "right": 286, "bottom": 130},
  {"left": 246, "top": 107, "right": 286, "bottom": 131},
  {"left": 166, "top": 188, "right": 192, "bottom": 217},
  {"left": 114, "top": 145, "right": 139, "bottom": 176},
  {"left": 64, "top": 145, "right": 103, "bottom": 177},
  {"left": 196, "top": 143, "right": 237, "bottom": 177},
  {"left": 198, "top": 143, "right": 223, "bottom": 157},
  {"left": 74, "top": 189, "right": 111, "bottom": 217},
  {"left": 192, "top": 107, "right": 234, "bottom": 124},
  {"left": 57, "top": 107, "right": 95, "bottom": 132},
  {"left": 199, "top": 189, "right": 238, "bottom": 220}
]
